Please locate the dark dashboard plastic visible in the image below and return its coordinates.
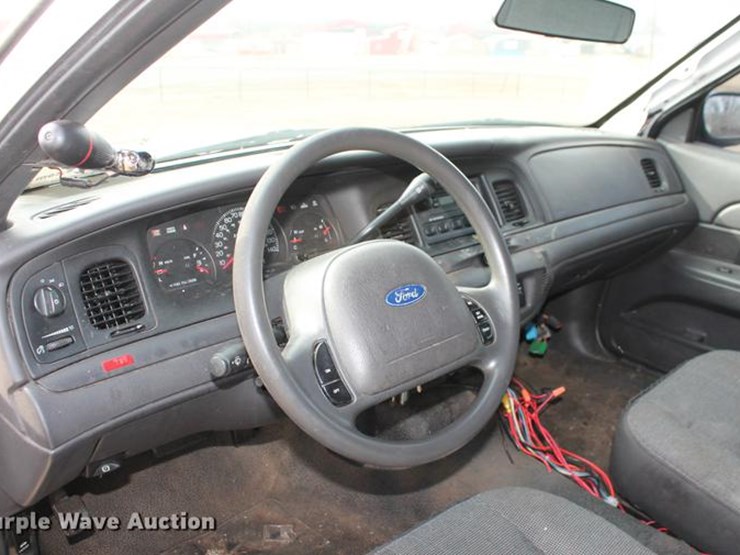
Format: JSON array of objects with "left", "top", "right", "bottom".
[{"left": 0, "top": 127, "right": 698, "bottom": 514}]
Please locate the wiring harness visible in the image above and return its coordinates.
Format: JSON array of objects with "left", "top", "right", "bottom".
[
  {"left": 500, "top": 377, "right": 621, "bottom": 507},
  {"left": 498, "top": 377, "right": 719, "bottom": 552}
]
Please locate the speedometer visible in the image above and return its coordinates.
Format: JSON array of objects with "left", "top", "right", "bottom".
[{"left": 212, "top": 207, "right": 284, "bottom": 273}]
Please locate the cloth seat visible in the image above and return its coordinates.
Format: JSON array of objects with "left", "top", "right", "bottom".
[
  {"left": 611, "top": 350, "right": 740, "bottom": 555},
  {"left": 372, "top": 487, "right": 657, "bottom": 555}
]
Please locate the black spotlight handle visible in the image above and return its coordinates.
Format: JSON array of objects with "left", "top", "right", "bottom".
[{"left": 38, "top": 120, "right": 116, "bottom": 169}]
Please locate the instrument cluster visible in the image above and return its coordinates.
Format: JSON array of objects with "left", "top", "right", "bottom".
[{"left": 146, "top": 195, "right": 341, "bottom": 294}]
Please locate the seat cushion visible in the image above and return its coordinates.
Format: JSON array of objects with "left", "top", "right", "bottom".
[
  {"left": 372, "top": 487, "right": 656, "bottom": 555},
  {"left": 611, "top": 350, "right": 740, "bottom": 555}
]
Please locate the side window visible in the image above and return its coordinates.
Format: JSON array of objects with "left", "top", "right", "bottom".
[{"left": 699, "top": 72, "right": 740, "bottom": 153}]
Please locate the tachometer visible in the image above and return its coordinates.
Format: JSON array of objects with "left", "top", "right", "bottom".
[
  {"left": 212, "top": 207, "right": 284, "bottom": 273},
  {"left": 152, "top": 239, "right": 215, "bottom": 290}
]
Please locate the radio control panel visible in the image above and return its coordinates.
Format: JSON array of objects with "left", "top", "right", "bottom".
[{"left": 413, "top": 177, "right": 482, "bottom": 246}]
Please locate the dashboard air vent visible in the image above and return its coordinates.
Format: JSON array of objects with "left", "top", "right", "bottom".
[
  {"left": 492, "top": 181, "right": 526, "bottom": 225},
  {"left": 79, "top": 260, "right": 145, "bottom": 330},
  {"left": 377, "top": 205, "right": 416, "bottom": 244},
  {"left": 640, "top": 158, "right": 662, "bottom": 188}
]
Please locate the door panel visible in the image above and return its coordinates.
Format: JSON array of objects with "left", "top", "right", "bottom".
[
  {"left": 599, "top": 140, "right": 740, "bottom": 371},
  {"left": 666, "top": 141, "right": 740, "bottom": 225}
]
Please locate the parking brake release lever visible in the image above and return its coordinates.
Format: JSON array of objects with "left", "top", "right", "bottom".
[{"left": 349, "top": 173, "right": 435, "bottom": 245}]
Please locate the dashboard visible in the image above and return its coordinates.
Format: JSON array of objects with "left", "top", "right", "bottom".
[
  {"left": 0, "top": 126, "right": 699, "bottom": 515},
  {"left": 145, "top": 179, "right": 482, "bottom": 298}
]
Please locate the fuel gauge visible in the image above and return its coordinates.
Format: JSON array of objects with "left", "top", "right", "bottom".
[
  {"left": 287, "top": 213, "right": 338, "bottom": 261},
  {"left": 152, "top": 239, "right": 216, "bottom": 291}
]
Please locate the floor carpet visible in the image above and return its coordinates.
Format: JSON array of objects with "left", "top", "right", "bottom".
[{"left": 38, "top": 342, "right": 688, "bottom": 555}]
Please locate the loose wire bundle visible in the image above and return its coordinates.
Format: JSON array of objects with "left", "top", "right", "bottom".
[
  {"left": 499, "top": 376, "right": 712, "bottom": 551},
  {"left": 499, "top": 377, "right": 621, "bottom": 508}
]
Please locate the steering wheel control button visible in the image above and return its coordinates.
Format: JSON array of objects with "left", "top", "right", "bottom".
[
  {"left": 314, "top": 342, "right": 340, "bottom": 385},
  {"left": 33, "top": 285, "right": 66, "bottom": 317},
  {"left": 479, "top": 323, "right": 495, "bottom": 344},
  {"left": 462, "top": 296, "right": 495, "bottom": 345},
  {"left": 209, "top": 342, "right": 252, "bottom": 380},
  {"left": 323, "top": 381, "right": 352, "bottom": 406},
  {"left": 313, "top": 342, "right": 352, "bottom": 406},
  {"left": 471, "top": 307, "right": 487, "bottom": 323}
]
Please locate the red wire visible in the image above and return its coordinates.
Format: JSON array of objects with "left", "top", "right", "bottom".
[
  {"left": 516, "top": 383, "right": 613, "bottom": 499},
  {"left": 501, "top": 379, "right": 714, "bottom": 551},
  {"left": 505, "top": 384, "right": 601, "bottom": 498},
  {"left": 505, "top": 405, "right": 552, "bottom": 469}
]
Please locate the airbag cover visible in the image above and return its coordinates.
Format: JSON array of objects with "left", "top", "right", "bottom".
[{"left": 323, "top": 241, "right": 477, "bottom": 396}]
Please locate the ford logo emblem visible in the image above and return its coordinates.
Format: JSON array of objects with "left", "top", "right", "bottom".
[{"left": 385, "top": 284, "right": 427, "bottom": 307}]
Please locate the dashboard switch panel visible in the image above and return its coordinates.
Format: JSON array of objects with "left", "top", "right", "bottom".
[{"left": 22, "top": 263, "right": 85, "bottom": 369}]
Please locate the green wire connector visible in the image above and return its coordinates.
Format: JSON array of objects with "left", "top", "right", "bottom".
[{"left": 528, "top": 338, "right": 548, "bottom": 357}]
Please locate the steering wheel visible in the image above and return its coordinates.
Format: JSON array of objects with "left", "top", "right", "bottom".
[{"left": 233, "top": 128, "right": 519, "bottom": 468}]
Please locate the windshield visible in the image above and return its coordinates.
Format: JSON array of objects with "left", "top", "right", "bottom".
[{"left": 87, "top": 0, "right": 739, "bottom": 158}]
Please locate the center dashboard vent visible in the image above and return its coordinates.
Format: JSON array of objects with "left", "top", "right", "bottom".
[
  {"left": 640, "top": 158, "right": 662, "bottom": 188},
  {"left": 79, "top": 260, "right": 145, "bottom": 330},
  {"left": 377, "top": 205, "right": 417, "bottom": 245},
  {"left": 492, "top": 181, "right": 527, "bottom": 225}
]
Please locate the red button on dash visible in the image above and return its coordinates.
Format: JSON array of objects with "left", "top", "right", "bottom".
[{"left": 101, "top": 354, "right": 134, "bottom": 373}]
